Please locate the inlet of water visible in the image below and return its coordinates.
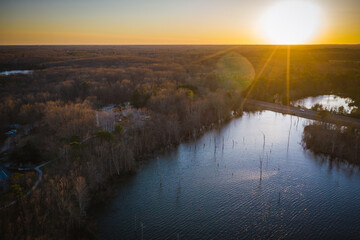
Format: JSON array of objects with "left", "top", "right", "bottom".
[{"left": 95, "top": 111, "right": 360, "bottom": 239}]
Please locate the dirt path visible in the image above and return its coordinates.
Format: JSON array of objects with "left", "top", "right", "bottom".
[{"left": 0, "top": 135, "right": 94, "bottom": 210}]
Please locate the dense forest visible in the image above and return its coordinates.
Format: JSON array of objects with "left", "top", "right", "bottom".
[{"left": 0, "top": 45, "right": 360, "bottom": 239}]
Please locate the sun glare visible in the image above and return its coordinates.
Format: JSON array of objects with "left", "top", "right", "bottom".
[{"left": 261, "top": 1, "right": 322, "bottom": 44}]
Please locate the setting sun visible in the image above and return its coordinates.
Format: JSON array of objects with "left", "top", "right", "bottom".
[
  {"left": 1, "top": 0, "right": 360, "bottom": 239},
  {"left": 260, "top": 1, "right": 322, "bottom": 44}
]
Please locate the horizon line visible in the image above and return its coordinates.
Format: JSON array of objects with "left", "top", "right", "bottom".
[{"left": 0, "top": 43, "right": 359, "bottom": 46}]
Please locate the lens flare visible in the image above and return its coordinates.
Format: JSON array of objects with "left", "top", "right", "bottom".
[{"left": 216, "top": 52, "right": 255, "bottom": 90}]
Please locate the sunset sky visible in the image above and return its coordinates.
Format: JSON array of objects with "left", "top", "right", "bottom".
[{"left": 0, "top": 0, "right": 359, "bottom": 45}]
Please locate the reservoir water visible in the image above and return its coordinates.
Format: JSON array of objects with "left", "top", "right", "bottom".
[
  {"left": 292, "top": 95, "right": 357, "bottom": 114},
  {"left": 0, "top": 70, "right": 32, "bottom": 76},
  {"left": 96, "top": 111, "right": 360, "bottom": 239}
]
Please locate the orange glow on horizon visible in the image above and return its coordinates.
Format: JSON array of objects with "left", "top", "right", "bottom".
[{"left": 0, "top": 0, "right": 359, "bottom": 45}]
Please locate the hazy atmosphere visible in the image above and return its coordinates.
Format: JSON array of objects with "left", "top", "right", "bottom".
[
  {"left": 1, "top": 0, "right": 360, "bottom": 239},
  {"left": 1, "top": 0, "right": 360, "bottom": 44}
]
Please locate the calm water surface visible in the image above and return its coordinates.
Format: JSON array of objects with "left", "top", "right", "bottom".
[
  {"left": 0, "top": 70, "right": 32, "bottom": 76},
  {"left": 293, "top": 95, "right": 357, "bottom": 113},
  {"left": 96, "top": 111, "right": 360, "bottom": 239}
]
